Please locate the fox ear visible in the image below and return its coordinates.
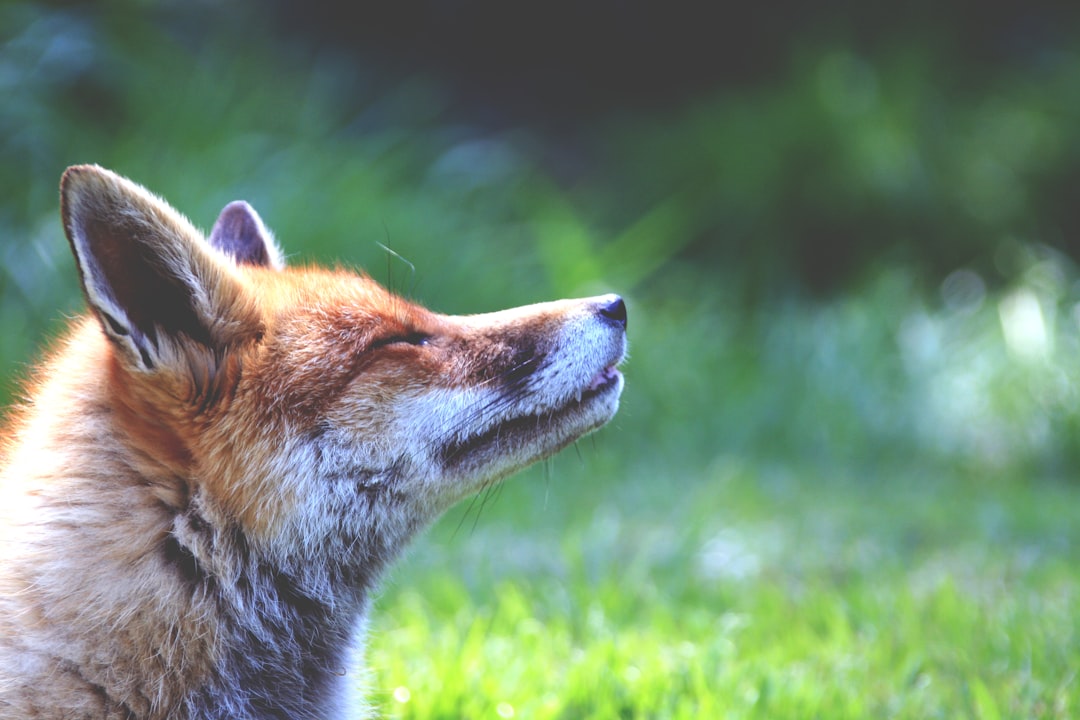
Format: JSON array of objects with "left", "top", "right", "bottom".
[
  {"left": 208, "top": 200, "right": 284, "bottom": 269},
  {"left": 60, "top": 165, "right": 259, "bottom": 371}
]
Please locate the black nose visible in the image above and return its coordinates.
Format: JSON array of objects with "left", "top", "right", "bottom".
[{"left": 598, "top": 295, "right": 627, "bottom": 331}]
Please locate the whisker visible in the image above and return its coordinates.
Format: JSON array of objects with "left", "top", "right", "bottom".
[
  {"left": 475, "top": 474, "right": 510, "bottom": 532},
  {"left": 428, "top": 356, "right": 541, "bottom": 443},
  {"left": 543, "top": 460, "right": 552, "bottom": 510},
  {"left": 376, "top": 239, "right": 417, "bottom": 298},
  {"left": 470, "top": 486, "right": 494, "bottom": 535},
  {"left": 451, "top": 493, "right": 482, "bottom": 540}
]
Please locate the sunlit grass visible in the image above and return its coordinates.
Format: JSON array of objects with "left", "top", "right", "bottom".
[{"left": 368, "top": 464, "right": 1080, "bottom": 719}]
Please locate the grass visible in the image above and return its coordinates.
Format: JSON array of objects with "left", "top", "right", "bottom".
[{"left": 368, "top": 462, "right": 1080, "bottom": 719}]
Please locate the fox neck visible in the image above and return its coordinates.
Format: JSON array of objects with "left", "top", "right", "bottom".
[
  {"left": 11, "top": 325, "right": 422, "bottom": 713},
  {"left": 171, "top": 497, "right": 386, "bottom": 717}
]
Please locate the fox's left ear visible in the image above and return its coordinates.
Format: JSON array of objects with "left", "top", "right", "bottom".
[
  {"left": 61, "top": 165, "right": 262, "bottom": 371},
  {"left": 208, "top": 200, "right": 284, "bottom": 270}
]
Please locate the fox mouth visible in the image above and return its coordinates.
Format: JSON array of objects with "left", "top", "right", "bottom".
[
  {"left": 440, "top": 364, "right": 623, "bottom": 472},
  {"left": 579, "top": 365, "right": 621, "bottom": 400}
]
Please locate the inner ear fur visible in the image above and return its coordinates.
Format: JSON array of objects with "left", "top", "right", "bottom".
[
  {"left": 61, "top": 164, "right": 261, "bottom": 370},
  {"left": 208, "top": 200, "right": 284, "bottom": 270}
]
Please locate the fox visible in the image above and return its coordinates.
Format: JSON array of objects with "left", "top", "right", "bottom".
[{"left": 0, "top": 165, "right": 627, "bottom": 719}]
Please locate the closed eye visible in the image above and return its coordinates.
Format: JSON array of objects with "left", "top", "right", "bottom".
[{"left": 371, "top": 331, "right": 431, "bottom": 350}]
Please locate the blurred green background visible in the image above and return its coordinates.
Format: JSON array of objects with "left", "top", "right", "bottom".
[{"left": 3, "top": 1, "right": 1080, "bottom": 716}]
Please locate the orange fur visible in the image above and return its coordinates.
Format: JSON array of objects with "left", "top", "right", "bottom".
[{"left": 0, "top": 166, "right": 627, "bottom": 719}]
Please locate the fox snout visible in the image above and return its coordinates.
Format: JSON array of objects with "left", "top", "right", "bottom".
[{"left": 389, "top": 291, "right": 628, "bottom": 509}]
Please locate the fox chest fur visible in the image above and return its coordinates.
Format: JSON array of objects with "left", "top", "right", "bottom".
[{"left": 0, "top": 166, "right": 626, "bottom": 719}]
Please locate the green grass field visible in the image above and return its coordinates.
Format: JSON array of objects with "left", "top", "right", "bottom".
[
  {"left": 4, "top": 6, "right": 1080, "bottom": 718},
  {"left": 369, "top": 464, "right": 1080, "bottom": 719}
]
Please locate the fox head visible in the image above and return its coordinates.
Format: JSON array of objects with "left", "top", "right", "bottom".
[{"left": 59, "top": 164, "right": 626, "bottom": 574}]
